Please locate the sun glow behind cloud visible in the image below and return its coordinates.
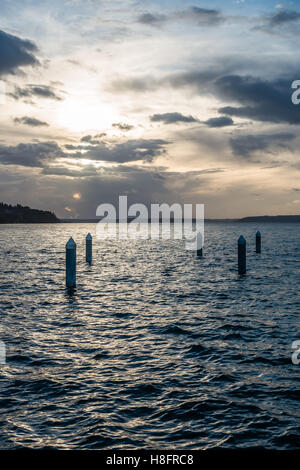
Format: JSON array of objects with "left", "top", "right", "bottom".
[{"left": 56, "top": 93, "right": 118, "bottom": 133}]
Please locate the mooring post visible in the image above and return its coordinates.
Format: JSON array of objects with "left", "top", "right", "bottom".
[
  {"left": 86, "top": 233, "right": 92, "bottom": 264},
  {"left": 238, "top": 235, "right": 246, "bottom": 274},
  {"left": 196, "top": 232, "right": 203, "bottom": 257},
  {"left": 256, "top": 231, "right": 261, "bottom": 254},
  {"left": 66, "top": 237, "right": 76, "bottom": 288}
]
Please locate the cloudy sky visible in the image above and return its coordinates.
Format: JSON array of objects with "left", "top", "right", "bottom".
[{"left": 1, "top": 0, "right": 300, "bottom": 218}]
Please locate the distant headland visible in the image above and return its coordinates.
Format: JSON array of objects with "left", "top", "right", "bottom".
[
  {"left": 238, "top": 215, "right": 300, "bottom": 223},
  {"left": 0, "top": 203, "right": 59, "bottom": 223},
  {"left": 61, "top": 215, "right": 300, "bottom": 223}
]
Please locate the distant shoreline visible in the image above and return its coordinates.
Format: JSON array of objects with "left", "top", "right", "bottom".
[
  {"left": 60, "top": 215, "right": 300, "bottom": 223},
  {"left": 1, "top": 216, "right": 299, "bottom": 224}
]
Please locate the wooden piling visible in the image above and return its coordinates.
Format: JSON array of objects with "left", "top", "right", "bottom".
[
  {"left": 66, "top": 237, "right": 76, "bottom": 287},
  {"left": 196, "top": 232, "right": 203, "bottom": 257},
  {"left": 86, "top": 233, "right": 92, "bottom": 264},
  {"left": 238, "top": 235, "right": 246, "bottom": 274},
  {"left": 256, "top": 231, "right": 261, "bottom": 253}
]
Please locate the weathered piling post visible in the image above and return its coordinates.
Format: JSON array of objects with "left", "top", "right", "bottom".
[
  {"left": 86, "top": 233, "right": 92, "bottom": 264},
  {"left": 238, "top": 235, "right": 246, "bottom": 275},
  {"left": 66, "top": 237, "right": 76, "bottom": 288},
  {"left": 196, "top": 232, "right": 203, "bottom": 257},
  {"left": 256, "top": 231, "right": 261, "bottom": 253}
]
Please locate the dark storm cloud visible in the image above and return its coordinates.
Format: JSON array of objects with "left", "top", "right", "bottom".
[
  {"left": 83, "top": 139, "right": 168, "bottom": 163},
  {"left": 112, "top": 122, "right": 134, "bottom": 131},
  {"left": 167, "top": 70, "right": 296, "bottom": 121},
  {"left": 204, "top": 116, "right": 234, "bottom": 127},
  {"left": 162, "top": 71, "right": 300, "bottom": 125},
  {"left": 112, "top": 61, "right": 300, "bottom": 124},
  {"left": 179, "top": 6, "right": 224, "bottom": 26},
  {"left": 52, "top": 136, "right": 169, "bottom": 164},
  {"left": 110, "top": 68, "right": 300, "bottom": 125},
  {"left": 269, "top": 9, "right": 300, "bottom": 26},
  {"left": 216, "top": 75, "right": 300, "bottom": 124},
  {"left": 0, "top": 134, "right": 167, "bottom": 169},
  {"left": 80, "top": 134, "right": 106, "bottom": 144},
  {"left": 137, "top": 12, "right": 167, "bottom": 26},
  {"left": 44, "top": 136, "right": 168, "bottom": 165},
  {"left": 230, "top": 132, "right": 295, "bottom": 158},
  {"left": 10, "top": 84, "right": 63, "bottom": 101},
  {"left": 65, "top": 144, "right": 85, "bottom": 150},
  {"left": 0, "top": 29, "right": 39, "bottom": 76},
  {"left": 150, "top": 112, "right": 198, "bottom": 124},
  {"left": 0, "top": 141, "right": 64, "bottom": 167},
  {"left": 254, "top": 9, "right": 300, "bottom": 35},
  {"left": 13, "top": 116, "right": 49, "bottom": 127},
  {"left": 136, "top": 7, "right": 223, "bottom": 27}
]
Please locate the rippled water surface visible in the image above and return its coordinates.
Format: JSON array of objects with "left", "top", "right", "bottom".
[{"left": 0, "top": 223, "right": 299, "bottom": 449}]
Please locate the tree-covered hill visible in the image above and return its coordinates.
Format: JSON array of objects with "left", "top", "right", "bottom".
[{"left": 0, "top": 203, "right": 59, "bottom": 223}]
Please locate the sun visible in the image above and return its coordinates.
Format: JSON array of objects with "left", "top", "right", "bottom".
[{"left": 56, "top": 94, "right": 117, "bottom": 133}]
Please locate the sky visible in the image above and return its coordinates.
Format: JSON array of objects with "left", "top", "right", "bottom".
[{"left": 1, "top": 0, "right": 300, "bottom": 219}]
